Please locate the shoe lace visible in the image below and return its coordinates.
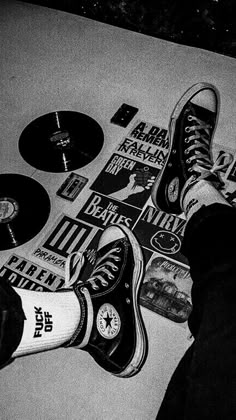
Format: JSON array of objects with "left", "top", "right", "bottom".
[
  {"left": 64, "top": 247, "right": 121, "bottom": 290},
  {"left": 86, "top": 247, "right": 121, "bottom": 290},
  {"left": 65, "top": 251, "right": 85, "bottom": 289},
  {"left": 184, "top": 115, "right": 232, "bottom": 179}
]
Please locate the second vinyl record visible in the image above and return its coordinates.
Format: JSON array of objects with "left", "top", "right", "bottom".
[
  {"left": 0, "top": 174, "right": 50, "bottom": 250},
  {"left": 19, "top": 111, "right": 104, "bottom": 172}
]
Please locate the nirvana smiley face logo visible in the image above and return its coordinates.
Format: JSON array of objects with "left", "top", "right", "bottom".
[
  {"left": 151, "top": 230, "right": 181, "bottom": 255},
  {"left": 96, "top": 304, "right": 121, "bottom": 339}
]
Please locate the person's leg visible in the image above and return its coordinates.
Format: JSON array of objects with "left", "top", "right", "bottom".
[
  {"left": 12, "top": 287, "right": 81, "bottom": 357},
  {"left": 0, "top": 224, "right": 147, "bottom": 377},
  {"left": 157, "top": 203, "right": 236, "bottom": 420},
  {"left": 152, "top": 82, "right": 236, "bottom": 418}
]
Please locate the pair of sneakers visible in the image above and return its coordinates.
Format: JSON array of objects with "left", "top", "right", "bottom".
[{"left": 65, "top": 82, "right": 227, "bottom": 377}]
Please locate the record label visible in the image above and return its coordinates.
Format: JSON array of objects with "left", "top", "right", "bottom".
[{"left": 0, "top": 197, "right": 19, "bottom": 223}]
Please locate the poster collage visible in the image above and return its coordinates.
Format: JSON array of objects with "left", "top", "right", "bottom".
[{"left": 1, "top": 119, "right": 236, "bottom": 326}]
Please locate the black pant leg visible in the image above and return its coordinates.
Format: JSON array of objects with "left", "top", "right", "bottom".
[
  {"left": 0, "top": 281, "right": 25, "bottom": 368},
  {"left": 157, "top": 204, "right": 236, "bottom": 419}
]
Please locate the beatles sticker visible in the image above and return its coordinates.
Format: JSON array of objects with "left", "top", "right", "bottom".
[{"left": 77, "top": 192, "right": 141, "bottom": 229}]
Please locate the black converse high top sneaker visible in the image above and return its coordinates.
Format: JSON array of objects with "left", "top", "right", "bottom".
[
  {"left": 151, "top": 82, "right": 228, "bottom": 214},
  {"left": 64, "top": 224, "right": 147, "bottom": 378}
]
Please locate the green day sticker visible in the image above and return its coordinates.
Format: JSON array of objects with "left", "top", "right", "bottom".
[{"left": 96, "top": 304, "right": 121, "bottom": 339}]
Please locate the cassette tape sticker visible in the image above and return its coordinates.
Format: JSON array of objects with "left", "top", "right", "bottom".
[{"left": 56, "top": 173, "right": 88, "bottom": 202}]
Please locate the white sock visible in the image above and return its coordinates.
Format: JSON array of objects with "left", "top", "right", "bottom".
[
  {"left": 182, "top": 179, "right": 230, "bottom": 222},
  {"left": 13, "top": 288, "right": 81, "bottom": 357}
]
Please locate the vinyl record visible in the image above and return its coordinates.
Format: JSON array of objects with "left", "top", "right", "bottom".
[
  {"left": 19, "top": 111, "right": 104, "bottom": 172},
  {"left": 0, "top": 174, "right": 50, "bottom": 250}
]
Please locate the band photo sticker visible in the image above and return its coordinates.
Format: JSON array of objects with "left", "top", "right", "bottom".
[
  {"left": 0, "top": 254, "right": 65, "bottom": 291},
  {"left": 116, "top": 120, "right": 169, "bottom": 169},
  {"left": 77, "top": 192, "right": 141, "bottom": 230},
  {"left": 133, "top": 204, "right": 188, "bottom": 265},
  {"left": 33, "top": 215, "right": 101, "bottom": 271},
  {"left": 140, "top": 253, "right": 192, "bottom": 324},
  {"left": 91, "top": 154, "right": 159, "bottom": 209}
]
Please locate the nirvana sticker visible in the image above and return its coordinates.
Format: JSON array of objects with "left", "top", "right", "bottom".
[
  {"left": 140, "top": 254, "right": 192, "bottom": 324},
  {"left": 33, "top": 215, "right": 100, "bottom": 271},
  {"left": 0, "top": 254, "right": 65, "bottom": 291},
  {"left": 56, "top": 172, "right": 88, "bottom": 202},
  {"left": 77, "top": 192, "right": 141, "bottom": 229},
  {"left": 96, "top": 304, "right": 121, "bottom": 339},
  {"left": 91, "top": 154, "right": 159, "bottom": 209},
  {"left": 151, "top": 230, "right": 181, "bottom": 255},
  {"left": 133, "top": 205, "right": 188, "bottom": 265},
  {"left": 116, "top": 120, "right": 169, "bottom": 169}
]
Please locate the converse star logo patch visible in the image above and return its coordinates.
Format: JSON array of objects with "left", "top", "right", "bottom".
[
  {"left": 96, "top": 304, "right": 121, "bottom": 339},
  {"left": 167, "top": 177, "right": 179, "bottom": 202}
]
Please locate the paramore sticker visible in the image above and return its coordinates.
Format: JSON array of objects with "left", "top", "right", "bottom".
[
  {"left": 33, "top": 215, "right": 100, "bottom": 271},
  {"left": 91, "top": 154, "right": 159, "bottom": 208}
]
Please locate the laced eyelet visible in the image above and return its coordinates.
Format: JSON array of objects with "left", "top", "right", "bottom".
[
  {"left": 185, "top": 126, "right": 191, "bottom": 133},
  {"left": 187, "top": 115, "right": 193, "bottom": 121},
  {"left": 112, "top": 266, "right": 118, "bottom": 271},
  {"left": 115, "top": 247, "right": 121, "bottom": 253},
  {"left": 186, "top": 158, "right": 191, "bottom": 164},
  {"left": 184, "top": 149, "right": 190, "bottom": 155},
  {"left": 184, "top": 137, "right": 190, "bottom": 143},
  {"left": 102, "top": 281, "right": 108, "bottom": 287}
]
